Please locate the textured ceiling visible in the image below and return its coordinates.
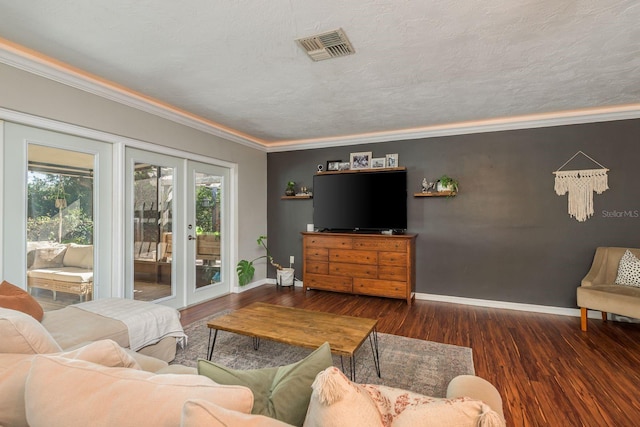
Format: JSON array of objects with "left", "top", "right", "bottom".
[{"left": 0, "top": 1, "right": 639, "bottom": 148}]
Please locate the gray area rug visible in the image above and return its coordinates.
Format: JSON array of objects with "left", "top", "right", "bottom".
[{"left": 173, "top": 311, "right": 474, "bottom": 397}]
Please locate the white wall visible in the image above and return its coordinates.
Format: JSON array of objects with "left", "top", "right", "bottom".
[{"left": 0, "top": 63, "right": 269, "bottom": 288}]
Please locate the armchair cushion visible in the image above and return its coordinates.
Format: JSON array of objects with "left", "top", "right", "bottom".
[
  {"left": 615, "top": 250, "right": 640, "bottom": 287},
  {"left": 578, "top": 247, "right": 640, "bottom": 330}
]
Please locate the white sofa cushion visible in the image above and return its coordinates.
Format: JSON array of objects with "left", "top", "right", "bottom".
[
  {"left": 0, "top": 307, "right": 62, "bottom": 354},
  {"left": 25, "top": 355, "right": 254, "bottom": 427},
  {"left": 0, "top": 340, "right": 140, "bottom": 427},
  {"left": 181, "top": 399, "right": 294, "bottom": 427}
]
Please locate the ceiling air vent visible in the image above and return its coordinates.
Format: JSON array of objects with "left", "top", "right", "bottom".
[{"left": 295, "top": 28, "right": 355, "bottom": 61}]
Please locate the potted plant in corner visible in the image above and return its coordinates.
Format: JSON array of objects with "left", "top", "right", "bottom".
[
  {"left": 236, "top": 235, "right": 295, "bottom": 287},
  {"left": 436, "top": 174, "right": 459, "bottom": 193}
]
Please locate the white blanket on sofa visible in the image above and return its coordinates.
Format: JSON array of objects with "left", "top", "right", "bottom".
[{"left": 73, "top": 298, "right": 187, "bottom": 351}]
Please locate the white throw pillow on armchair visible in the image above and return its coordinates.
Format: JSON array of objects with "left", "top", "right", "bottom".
[{"left": 615, "top": 250, "right": 640, "bottom": 287}]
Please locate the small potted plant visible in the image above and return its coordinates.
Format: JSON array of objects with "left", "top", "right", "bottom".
[
  {"left": 285, "top": 181, "right": 296, "bottom": 196},
  {"left": 236, "top": 235, "right": 294, "bottom": 286},
  {"left": 436, "top": 175, "right": 459, "bottom": 193}
]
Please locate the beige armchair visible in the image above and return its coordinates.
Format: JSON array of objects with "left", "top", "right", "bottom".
[{"left": 577, "top": 247, "right": 640, "bottom": 331}]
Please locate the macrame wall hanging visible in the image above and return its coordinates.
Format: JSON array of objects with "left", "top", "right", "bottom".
[{"left": 553, "top": 151, "right": 609, "bottom": 222}]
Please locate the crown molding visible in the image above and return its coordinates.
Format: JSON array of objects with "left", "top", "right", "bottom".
[
  {"left": 266, "top": 104, "right": 640, "bottom": 152},
  {"left": 0, "top": 38, "right": 267, "bottom": 151},
  {"left": 2, "top": 38, "right": 640, "bottom": 153}
]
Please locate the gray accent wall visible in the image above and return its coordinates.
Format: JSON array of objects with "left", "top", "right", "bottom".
[{"left": 267, "top": 119, "right": 640, "bottom": 308}]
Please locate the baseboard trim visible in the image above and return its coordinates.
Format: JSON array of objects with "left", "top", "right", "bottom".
[
  {"left": 415, "top": 292, "right": 603, "bottom": 318},
  {"left": 235, "top": 284, "right": 601, "bottom": 319}
]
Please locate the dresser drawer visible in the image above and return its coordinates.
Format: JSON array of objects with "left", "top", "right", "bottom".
[
  {"left": 353, "top": 278, "right": 407, "bottom": 298},
  {"left": 378, "top": 265, "right": 407, "bottom": 281},
  {"left": 330, "top": 262, "right": 377, "bottom": 279},
  {"left": 379, "top": 251, "right": 407, "bottom": 266},
  {"left": 305, "top": 261, "right": 328, "bottom": 275},
  {"left": 305, "top": 247, "right": 328, "bottom": 261},
  {"left": 304, "top": 273, "right": 352, "bottom": 292},
  {"left": 353, "top": 238, "right": 407, "bottom": 252},
  {"left": 330, "top": 249, "right": 377, "bottom": 265},
  {"left": 305, "top": 236, "right": 353, "bottom": 249}
]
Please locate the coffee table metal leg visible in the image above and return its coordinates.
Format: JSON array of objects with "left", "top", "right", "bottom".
[
  {"left": 339, "top": 356, "right": 356, "bottom": 381},
  {"left": 207, "top": 329, "right": 219, "bottom": 361},
  {"left": 253, "top": 336, "right": 260, "bottom": 350},
  {"left": 369, "top": 329, "right": 381, "bottom": 378},
  {"left": 350, "top": 356, "right": 356, "bottom": 382}
]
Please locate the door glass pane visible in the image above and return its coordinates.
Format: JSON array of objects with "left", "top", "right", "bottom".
[
  {"left": 133, "top": 163, "right": 173, "bottom": 301},
  {"left": 27, "top": 145, "right": 94, "bottom": 311},
  {"left": 194, "top": 172, "right": 222, "bottom": 289}
]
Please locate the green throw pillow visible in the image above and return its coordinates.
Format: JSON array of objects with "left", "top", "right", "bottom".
[{"left": 197, "top": 342, "right": 333, "bottom": 427}]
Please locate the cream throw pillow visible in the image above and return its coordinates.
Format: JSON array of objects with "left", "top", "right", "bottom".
[
  {"left": 304, "top": 367, "right": 505, "bottom": 427},
  {"left": 181, "top": 399, "right": 294, "bottom": 427},
  {"left": 63, "top": 243, "right": 94, "bottom": 268},
  {"left": 0, "top": 307, "right": 62, "bottom": 354},
  {"left": 615, "top": 249, "right": 640, "bottom": 287},
  {"left": 25, "top": 355, "right": 254, "bottom": 427},
  {"left": 0, "top": 340, "right": 140, "bottom": 427}
]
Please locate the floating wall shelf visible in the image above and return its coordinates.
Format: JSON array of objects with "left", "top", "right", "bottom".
[
  {"left": 413, "top": 191, "right": 457, "bottom": 197},
  {"left": 281, "top": 195, "right": 312, "bottom": 200}
]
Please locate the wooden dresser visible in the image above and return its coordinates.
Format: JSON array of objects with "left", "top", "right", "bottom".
[{"left": 301, "top": 232, "right": 417, "bottom": 304}]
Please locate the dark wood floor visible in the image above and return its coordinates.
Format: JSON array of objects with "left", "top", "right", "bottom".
[{"left": 180, "top": 285, "right": 640, "bottom": 427}]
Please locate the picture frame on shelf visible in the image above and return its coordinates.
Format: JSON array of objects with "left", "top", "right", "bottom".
[
  {"left": 337, "top": 162, "right": 351, "bottom": 171},
  {"left": 386, "top": 153, "right": 399, "bottom": 168},
  {"left": 350, "top": 151, "right": 372, "bottom": 170},
  {"left": 326, "top": 160, "right": 341, "bottom": 171},
  {"left": 371, "top": 157, "right": 386, "bottom": 168}
]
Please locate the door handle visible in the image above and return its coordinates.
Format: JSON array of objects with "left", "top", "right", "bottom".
[{"left": 188, "top": 235, "right": 196, "bottom": 241}]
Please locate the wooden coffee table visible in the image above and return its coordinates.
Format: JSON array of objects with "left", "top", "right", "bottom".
[{"left": 206, "top": 302, "right": 380, "bottom": 381}]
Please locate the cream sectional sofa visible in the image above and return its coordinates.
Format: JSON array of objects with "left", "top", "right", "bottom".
[
  {"left": 27, "top": 242, "right": 93, "bottom": 302},
  {"left": 0, "top": 294, "right": 505, "bottom": 427},
  {"left": 1, "top": 306, "right": 505, "bottom": 426}
]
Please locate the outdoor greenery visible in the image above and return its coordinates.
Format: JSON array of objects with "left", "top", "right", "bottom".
[
  {"left": 196, "top": 185, "right": 220, "bottom": 234},
  {"left": 27, "top": 173, "right": 93, "bottom": 244}
]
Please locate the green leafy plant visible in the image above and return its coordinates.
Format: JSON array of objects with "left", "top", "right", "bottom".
[
  {"left": 236, "top": 235, "right": 283, "bottom": 286},
  {"left": 437, "top": 174, "right": 459, "bottom": 192},
  {"left": 286, "top": 181, "right": 295, "bottom": 191}
]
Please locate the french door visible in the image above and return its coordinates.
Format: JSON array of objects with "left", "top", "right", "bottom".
[
  {"left": 2, "top": 122, "right": 112, "bottom": 308},
  {"left": 124, "top": 149, "right": 230, "bottom": 308},
  {"left": 185, "top": 160, "right": 230, "bottom": 305}
]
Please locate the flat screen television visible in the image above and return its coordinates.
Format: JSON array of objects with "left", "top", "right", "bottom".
[{"left": 312, "top": 170, "right": 407, "bottom": 233}]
